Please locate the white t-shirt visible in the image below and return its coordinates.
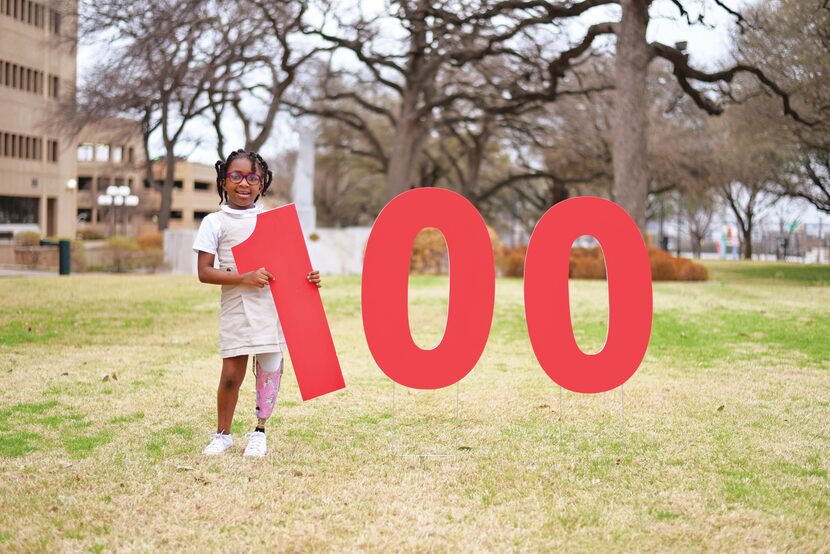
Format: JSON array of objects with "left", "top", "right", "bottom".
[{"left": 192, "top": 204, "right": 263, "bottom": 255}]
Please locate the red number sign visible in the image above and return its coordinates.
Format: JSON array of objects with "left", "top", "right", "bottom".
[
  {"left": 233, "top": 192, "right": 652, "bottom": 400},
  {"left": 361, "top": 188, "right": 495, "bottom": 389},
  {"left": 524, "top": 197, "right": 652, "bottom": 393},
  {"left": 232, "top": 204, "right": 346, "bottom": 401}
]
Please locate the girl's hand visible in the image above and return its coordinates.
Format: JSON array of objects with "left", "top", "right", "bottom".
[
  {"left": 307, "top": 270, "right": 322, "bottom": 288},
  {"left": 242, "top": 267, "right": 273, "bottom": 288}
]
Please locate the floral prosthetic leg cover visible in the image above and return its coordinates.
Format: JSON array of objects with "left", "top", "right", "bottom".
[{"left": 254, "top": 353, "right": 283, "bottom": 420}]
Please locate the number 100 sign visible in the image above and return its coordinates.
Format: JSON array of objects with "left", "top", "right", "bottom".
[{"left": 233, "top": 189, "right": 652, "bottom": 401}]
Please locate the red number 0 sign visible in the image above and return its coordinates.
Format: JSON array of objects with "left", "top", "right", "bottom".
[{"left": 233, "top": 191, "right": 652, "bottom": 400}]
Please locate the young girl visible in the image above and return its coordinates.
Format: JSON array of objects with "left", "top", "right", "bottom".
[{"left": 192, "top": 149, "right": 321, "bottom": 457}]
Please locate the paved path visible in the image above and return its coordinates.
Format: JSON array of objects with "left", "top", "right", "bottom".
[{"left": 0, "top": 267, "right": 57, "bottom": 277}]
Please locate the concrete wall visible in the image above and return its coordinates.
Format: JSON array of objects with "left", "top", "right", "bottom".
[
  {"left": 163, "top": 228, "right": 198, "bottom": 275},
  {"left": 307, "top": 227, "right": 371, "bottom": 275},
  {"left": 165, "top": 226, "right": 371, "bottom": 276}
]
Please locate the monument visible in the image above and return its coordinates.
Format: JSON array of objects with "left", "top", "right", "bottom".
[
  {"left": 293, "top": 118, "right": 371, "bottom": 276},
  {"left": 292, "top": 119, "right": 318, "bottom": 235}
]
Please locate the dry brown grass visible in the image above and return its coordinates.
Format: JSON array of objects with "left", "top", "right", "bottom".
[{"left": 0, "top": 271, "right": 827, "bottom": 551}]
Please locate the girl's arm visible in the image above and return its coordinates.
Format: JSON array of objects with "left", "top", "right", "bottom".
[{"left": 197, "top": 251, "right": 273, "bottom": 287}]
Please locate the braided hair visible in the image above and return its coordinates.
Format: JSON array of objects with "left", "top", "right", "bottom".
[{"left": 214, "top": 149, "right": 273, "bottom": 205}]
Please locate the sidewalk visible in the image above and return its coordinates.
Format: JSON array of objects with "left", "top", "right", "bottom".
[{"left": 0, "top": 267, "right": 57, "bottom": 277}]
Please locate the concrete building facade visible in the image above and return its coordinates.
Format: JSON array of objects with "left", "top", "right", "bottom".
[
  {"left": 75, "top": 118, "right": 144, "bottom": 237},
  {"left": 75, "top": 118, "right": 226, "bottom": 237},
  {"left": 0, "top": 0, "right": 77, "bottom": 239}
]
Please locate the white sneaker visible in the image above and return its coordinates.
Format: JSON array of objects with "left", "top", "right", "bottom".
[
  {"left": 203, "top": 433, "right": 233, "bottom": 455},
  {"left": 243, "top": 431, "right": 267, "bottom": 457}
]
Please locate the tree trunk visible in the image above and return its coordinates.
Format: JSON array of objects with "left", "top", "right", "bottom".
[
  {"left": 157, "top": 147, "right": 176, "bottom": 231},
  {"left": 612, "top": 0, "right": 651, "bottom": 234},
  {"left": 690, "top": 232, "right": 702, "bottom": 258},
  {"left": 385, "top": 92, "right": 429, "bottom": 202},
  {"left": 742, "top": 225, "right": 753, "bottom": 259},
  {"left": 462, "top": 117, "right": 492, "bottom": 200},
  {"left": 141, "top": 108, "right": 155, "bottom": 208}
]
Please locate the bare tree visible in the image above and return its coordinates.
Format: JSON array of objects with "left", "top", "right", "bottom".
[
  {"left": 683, "top": 191, "right": 716, "bottom": 258},
  {"left": 711, "top": 102, "right": 792, "bottom": 259},
  {"left": 732, "top": 0, "right": 830, "bottom": 214},
  {"left": 298, "top": 0, "right": 620, "bottom": 202},
  {"left": 76, "top": 0, "right": 271, "bottom": 230},
  {"left": 206, "top": 0, "right": 324, "bottom": 159},
  {"left": 610, "top": 0, "right": 810, "bottom": 233}
]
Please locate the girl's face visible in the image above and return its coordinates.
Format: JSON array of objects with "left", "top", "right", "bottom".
[{"left": 224, "top": 157, "right": 263, "bottom": 209}]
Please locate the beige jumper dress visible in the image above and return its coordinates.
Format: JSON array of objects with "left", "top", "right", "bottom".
[{"left": 214, "top": 209, "right": 286, "bottom": 358}]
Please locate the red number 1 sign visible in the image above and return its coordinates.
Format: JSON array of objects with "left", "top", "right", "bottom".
[
  {"left": 233, "top": 190, "right": 652, "bottom": 401},
  {"left": 233, "top": 204, "right": 346, "bottom": 401}
]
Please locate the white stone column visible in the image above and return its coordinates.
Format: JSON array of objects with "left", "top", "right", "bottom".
[{"left": 292, "top": 119, "right": 317, "bottom": 234}]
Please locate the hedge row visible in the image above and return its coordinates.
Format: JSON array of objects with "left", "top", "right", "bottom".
[
  {"left": 496, "top": 244, "right": 708, "bottom": 281},
  {"left": 409, "top": 230, "right": 707, "bottom": 281}
]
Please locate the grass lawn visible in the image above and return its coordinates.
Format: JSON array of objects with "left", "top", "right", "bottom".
[{"left": 0, "top": 264, "right": 828, "bottom": 551}]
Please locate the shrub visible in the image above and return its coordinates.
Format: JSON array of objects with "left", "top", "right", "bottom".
[
  {"left": 496, "top": 245, "right": 527, "bottom": 277},
  {"left": 680, "top": 262, "right": 708, "bottom": 281},
  {"left": 107, "top": 236, "right": 140, "bottom": 273},
  {"left": 136, "top": 231, "right": 163, "bottom": 251},
  {"left": 137, "top": 248, "right": 167, "bottom": 273},
  {"left": 650, "top": 256, "right": 679, "bottom": 281},
  {"left": 410, "top": 228, "right": 448, "bottom": 274},
  {"left": 411, "top": 226, "right": 504, "bottom": 275},
  {"left": 411, "top": 230, "right": 708, "bottom": 282},
  {"left": 570, "top": 255, "right": 606, "bottom": 279},
  {"left": 77, "top": 229, "right": 106, "bottom": 240},
  {"left": 14, "top": 231, "right": 41, "bottom": 246}
]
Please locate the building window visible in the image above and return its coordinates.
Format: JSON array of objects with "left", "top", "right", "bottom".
[
  {"left": 0, "top": 196, "right": 38, "bottom": 224},
  {"left": 170, "top": 211, "right": 182, "bottom": 220},
  {"left": 77, "top": 143, "right": 93, "bottom": 161},
  {"left": 2, "top": 1, "right": 48, "bottom": 30},
  {"left": 111, "top": 145, "right": 123, "bottom": 163},
  {"left": 1, "top": 130, "right": 47, "bottom": 160},
  {"left": 46, "top": 139, "right": 58, "bottom": 162},
  {"left": 48, "top": 7, "right": 60, "bottom": 34},
  {"left": 128, "top": 147, "right": 135, "bottom": 163},
  {"left": 77, "top": 208, "right": 92, "bottom": 223},
  {"left": 194, "top": 211, "right": 210, "bottom": 220},
  {"left": 77, "top": 176, "right": 93, "bottom": 190},
  {"left": 48, "top": 74, "right": 59, "bottom": 98},
  {"left": 194, "top": 181, "right": 210, "bottom": 191},
  {"left": 95, "top": 144, "right": 109, "bottom": 162}
]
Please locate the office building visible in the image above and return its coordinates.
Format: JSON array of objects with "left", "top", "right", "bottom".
[{"left": 0, "top": 0, "right": 77, "bottom": 239}]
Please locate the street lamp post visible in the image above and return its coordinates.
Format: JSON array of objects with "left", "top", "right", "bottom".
[{"left": 97, "top": 185, "right": 139, "bottom": 237}]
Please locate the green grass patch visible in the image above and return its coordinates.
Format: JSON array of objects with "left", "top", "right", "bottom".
[
  {"left": 109, "top": 412, "right": 145, "bottom": 424},
  {"left": 706, "top": 261, "right": 830, "bottom": 285},
  {"left": 6, "top": 401, "right": 59, "bottom": 415},
  {"left": 0, "top": 431, "right": 40, "bottom": 457},
  {"left": 63, "top": 431, "right": 112, "bottom": 458}
]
